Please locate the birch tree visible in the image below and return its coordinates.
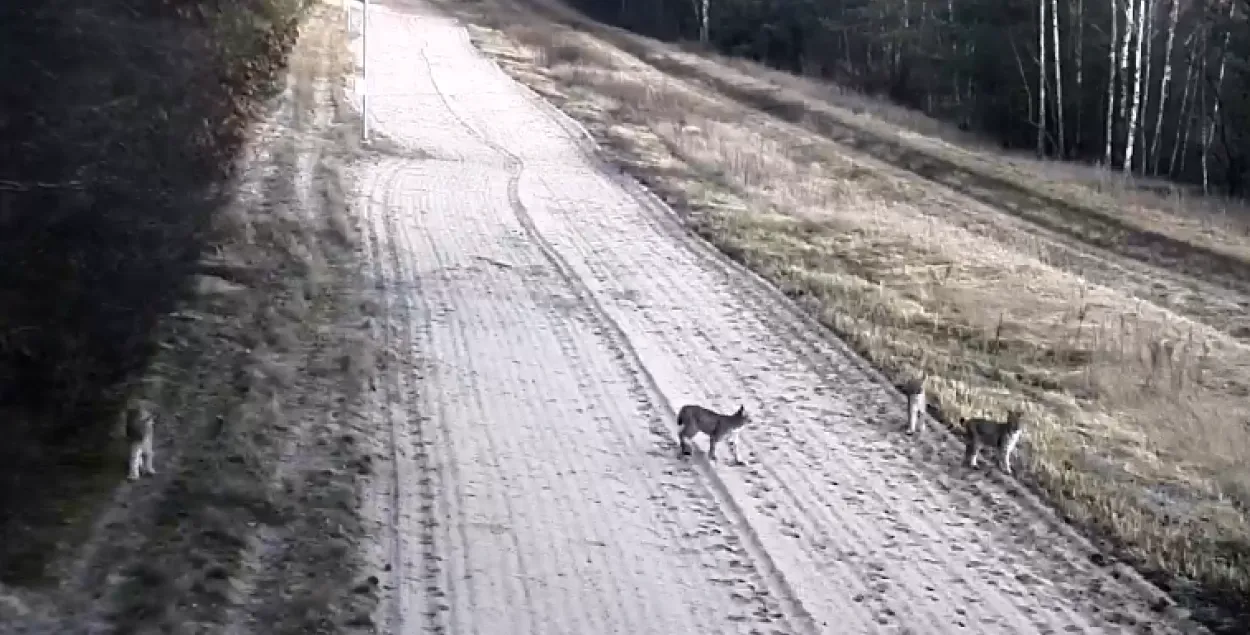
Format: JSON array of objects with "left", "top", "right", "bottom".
[
  {"left": 1123, "top": 0, "right": 1147, "bottom": 171},
  {"left": 1203, "top": 1, "right": 1236, "bottom": 193},
  {"left": 1169, "top": 30, "right": 1200, "bottom": 176},
  {"left": 1150, "top": 0, "right": 1181, "bottom": 175},
  {"left": 1039, "top": 0, "right": 1049, "bottom": 156},
  {"left": 700, "top": 0, "right": 709, "bottom": 44},
  {"left": 1137, "top": 0, "right": 1154, "bottom": 174},
  {"left": 1074, "top": 0, "right": 1085, "bottom": 152},
  {"left": 1104, "top": 0, "right": 1119, "bottom": 164},
  {"left": 1050, "top": 0, "right": 1067, "bottom": 157},
  {"left": 1116, "top": 0, "right": 1136, "bottom": 137},
  {"left": 689, "top": 0, "right": 709, "bottom": 44}
]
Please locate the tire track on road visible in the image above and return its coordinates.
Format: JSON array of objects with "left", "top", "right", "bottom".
[
  {"left": 356, "top": 140, "right": 794, "bottom": 634},
  {"left": 601, "top": 189, "right": 1109, "bottom": 630},
  {"left": 567, "top": 148, "right": 1186, "bottom": 631},
  {"left": 352, "top": 1, "right": 1199, "bottom": 633},
  {"left": 425, "top": 9, "right": 1195, "bottom": 633},
  {"left": 569, "top": 149, "right": 1178, "bottom": 630},
  {"left": 523, "top": 166, "right": 1053, "bottom": 632},
  {"left": 409, "top": 13, "right": 819, "bottom": 634},
  {"left": 505, "top": 44, "right": 1200, "bottom": 628},
  {"left": 360, "top": 156, "right": 461, "bottom": 635}
]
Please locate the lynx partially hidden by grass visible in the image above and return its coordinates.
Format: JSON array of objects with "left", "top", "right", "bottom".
[
  {"left": 122, "top": 400, "right": 157, "bottom": 481},
  {"left": 676, "top": 403, "right": 752, "bottom": 465},
  {"left": 901, "top": 377, "right": 926, "bottom": 435},
  {"left": 962, "top": 409, "right": 1026, "bottom": 475}
]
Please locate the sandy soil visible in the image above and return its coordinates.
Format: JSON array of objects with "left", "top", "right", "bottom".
[{"left": 346, "top": 1, "right": 1198, "bottom": 632}]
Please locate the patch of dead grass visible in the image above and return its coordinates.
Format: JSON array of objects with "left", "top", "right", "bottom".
[
  {"left": 497, "top": 0, "right": 1250, "bottom": 309},
  {"left": 110, "top": 4, "right": 378, "bottom": 631},
  {"left": 437, "top": 1, "right": 1250, "bottom": 629},
  {"left": 0, "top": 4, "right": 378, "bottom": 632}
]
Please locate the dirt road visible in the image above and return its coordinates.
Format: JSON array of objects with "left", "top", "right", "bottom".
[{"left": 350, "top": 1, "right": 1192, "bottom": 632}]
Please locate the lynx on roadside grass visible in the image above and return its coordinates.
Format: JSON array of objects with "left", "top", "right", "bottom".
[
  {"left": 901, "top": 377, "right": 925, "bottom": 435},
  {"left": 122, "top": 400, "right": 157, "bottom": 481},
  {"left": 962, "top": 409, "right": 1025, "bottom": 475},
  {"left": 676, "top": 403, "right": 751, "bottom": 465}
]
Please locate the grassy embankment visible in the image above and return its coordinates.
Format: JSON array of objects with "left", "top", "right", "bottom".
[{"left": 2, "top": 1, "right": 379, "bottom": 631}]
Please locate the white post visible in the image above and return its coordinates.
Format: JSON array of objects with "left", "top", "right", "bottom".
[{"left": 361, "top": 0, "right": 370, "bottom": 141}]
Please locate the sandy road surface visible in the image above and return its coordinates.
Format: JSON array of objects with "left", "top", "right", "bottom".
[{"left": 349, "top": 1, "right": 1191, "bottom": 632}]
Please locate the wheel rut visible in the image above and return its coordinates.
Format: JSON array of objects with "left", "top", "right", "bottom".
[
  {"left": 349, "top": 1, "right": 1201, "bottom": 633},
  {"left": 357, "top": 144, "right": 796, "bottom": 632},
  {"left": 414, "top": 18, "right": 817, "bottom": 635}
]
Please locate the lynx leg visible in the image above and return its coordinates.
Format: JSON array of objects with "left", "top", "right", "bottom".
[
  {"left": 906, "top": 392, "right": 925, "bottom": 435},
  {"left": 127, "top": 440, "right": 144, "bottom": 481},
  {"left": 963, "top": 436, "right": 981, "bottom": 469},
  {"left": 677, "top": 423, "right": 695, "bottom": 458},
  {"left": 998, "top": 430, "right": 1022, "bottom": 475},
  {"left": 706, "top": 433, "right": 720, "bottom": 462},
  {"left": 727, "top": 430, "right": 744, "bottom": 465},
  {"left": 141, "top": 433, "right": 157, "bottom": 476}
]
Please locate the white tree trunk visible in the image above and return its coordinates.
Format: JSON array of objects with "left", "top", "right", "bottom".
[
  {"left": 1074, "top": 0, "right": 1085, "bottom": 152},
  {"left": 1050, "top": 0, "right": 1066, "bottom": 157},
  {"left": 1150, "top": 0, "right": 1180, "bottom": 175},
  {"left": 700, "top": 0, "right": 709, "bottom": 44},
  {"left": 1202, "top": 2, "right": 1235, "bottom": 194},
  {"left": 1115, "top": 0, "right": 1136, "bottom": 165},
  {"left": 1039, "top": 0, "right": 1049, "bottom": 156},
  {"left": 1103, "top": 0, "right": 1119, "bottom": 165},
  {"left": 1123, "top": 0, "right": 1147, "bottom": 171},
  {"left": 688, "top": 0, "right": 708, "bottom": 44},
  {"left": 1137, "top": 0, "right": 1155, "bottom": 175},
  {"left": 1169, "top": 31, "right": 1198, "bottom": 176},
  {"left": 1170, "top": 44, "right": 1200, "bottom": 175}
]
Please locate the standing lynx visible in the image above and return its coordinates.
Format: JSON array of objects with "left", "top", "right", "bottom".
[
  {"left": 962, "top": 409, "right": 1025, "bottom": 475},
  {"left": 901, "top": 377, "right": 926, "bottom": 435},
  {"left": 676, "top": 403, "right": 751, "bottom": 465},
  {"left": 123, "top": 401, "right": 157, "bottom": 481}
]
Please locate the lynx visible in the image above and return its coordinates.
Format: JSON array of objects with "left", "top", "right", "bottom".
[
  {"left": 123, "top": 401, "right": 157, "bottom": 481},
  {"left": 962, "top": 409, "right": 1025, "bottom": 475},
  {"left": 901, "top": 378, "right": 926, "bottom": 435},
  {"left": 676, "top": 403, "right": 751, "bottom": 465}
]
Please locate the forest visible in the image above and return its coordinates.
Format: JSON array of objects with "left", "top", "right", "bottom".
[{"left": 567, "top": 0, "right": 1250, "bottom": 197}]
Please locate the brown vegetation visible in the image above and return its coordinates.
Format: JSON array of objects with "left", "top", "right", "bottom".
[
  {"left": 2, "top": 1, "right": 378, "bottom": 632},
  {"left": 431, "top": 0, "right": 1249, "bottom": 630},
  {"left": 0, "top": 0, "right": 303, "bottom": 583}
]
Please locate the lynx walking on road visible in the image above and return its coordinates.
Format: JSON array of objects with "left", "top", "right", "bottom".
[
  {"left": 901, "top": 377, "right": 926, "bottom": 435},
  {"left": 123, "top": 401, "right": 158, "bottom": 481},
  {"left": 962, "top": 409, "right": 1026, "bottom": 475},
  {"left": 676, "top": 403, "right": 752, "bottom": 465}
]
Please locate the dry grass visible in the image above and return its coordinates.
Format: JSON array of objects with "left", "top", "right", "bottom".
[
  {"left": 710, "top": 49, "right": 1250, "bottom": 218},
  {"left": 0, "top": 0, "right": 306, "bottom": 586},
  {"left": 106, "top": 5, "right": 380, "bottom": 631},
  {"left": 489, "top": 0, "right": 1250, "bottom": 309},
  {"left": 2, "top": 3, "right": 379, "bottom": 631},
  {"left": 433, "top": 0, "right": 1249, "bottom": 629}
]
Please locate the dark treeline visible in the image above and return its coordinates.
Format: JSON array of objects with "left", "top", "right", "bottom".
[
  {"left": 0, "top": 0, "right": 300, "bottom": 581},
  {"left": 568, "top": 0, "right": 1250, "bottom": 197}
]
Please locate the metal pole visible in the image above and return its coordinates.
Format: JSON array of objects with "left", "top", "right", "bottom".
[{"left": 361, "top": 0, "right": 370, "bottom": 141}]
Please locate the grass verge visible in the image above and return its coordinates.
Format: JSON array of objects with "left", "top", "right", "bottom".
[
  {"left": 0, "top": 0, "right": 306, "bottom": 584},
  {"left": 107, "top": 5, "right": 378, "bottom": 631},
  {"left": 2, "top": 1, "right": 379, "bottom": 632},
  {"left": 490, "top": 0, "right": 1250, "bottom": 333},
  {"left": 431, "top": 0, "right": 1249, "bottom": 630}
]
